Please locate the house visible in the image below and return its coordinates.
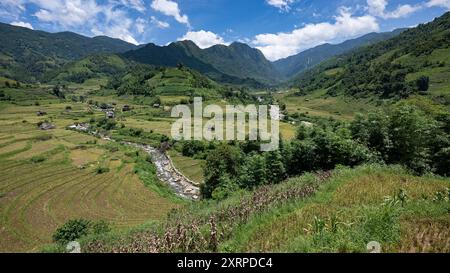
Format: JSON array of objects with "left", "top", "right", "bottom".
[
  {"left": 39, "top": 122, "right": 55, "bottom": 130},
  {"left": 106, "top": 111, "right": 115, "bottom": 119},
  {"left": 122, "top": 105, "right": 133, "bottom": 112},
  {"left": 69, "top": 123, "right": 90, "bottom": 132}
]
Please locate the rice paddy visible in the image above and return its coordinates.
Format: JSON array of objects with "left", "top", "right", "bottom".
[{"left": 0, "top": 103, "right": 178, "bottom": 252}]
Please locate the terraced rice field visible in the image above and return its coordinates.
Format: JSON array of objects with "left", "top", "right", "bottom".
[
  {"left": 0, "top": 104, "right": 178, "bottom": 252},
  {"left": 168, "top": 150, "right": 205, "bottom": 184}
]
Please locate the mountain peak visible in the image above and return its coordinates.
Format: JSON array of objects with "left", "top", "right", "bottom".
[{"left": 172, "top": 40, "right": 200, "bottom": 48}]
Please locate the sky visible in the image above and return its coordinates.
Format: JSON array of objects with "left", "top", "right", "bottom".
[{"left": 1, "top": 0, "right": 450, "bottom": 61}]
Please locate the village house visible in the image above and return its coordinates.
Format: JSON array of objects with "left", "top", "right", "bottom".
[
  {"left": 36, "top": 110, "right": 47, "bottom": 116},
  {"left": 106, "top": 111, "right": 115, "bottom": 119}
]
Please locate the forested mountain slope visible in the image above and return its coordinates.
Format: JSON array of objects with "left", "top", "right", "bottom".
[
  {"left": 0, "top": 23, "right": 137, "bottom": 82},
  {"left": 291, "top": 12, "right": 450, "bottom": 102}
]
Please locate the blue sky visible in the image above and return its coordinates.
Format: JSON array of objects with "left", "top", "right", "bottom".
[{"left": 1, "top": 0, "right": 449, "bottom": 60}]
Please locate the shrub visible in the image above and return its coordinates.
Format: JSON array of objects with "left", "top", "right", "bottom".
[
  {"left": 91, "top": 220, "right": 111, "bottom": 235},
  {"left": 30, "top": 155, "right": 46, "bottom": 163},
  {"left": 181, "top": 141, "right": 206, "bottom": 157},
  {"left": 96, "top": 167, "right": 110, "bottom": 174},
  {"left": 52, "top": 219, "right": 112, "bottom": 246},
  {"left": 52, "top": 219, "right": 91, "bottom": 245},
  {"left": 416, "top": 76, "right": 430, "bottom": 92}
]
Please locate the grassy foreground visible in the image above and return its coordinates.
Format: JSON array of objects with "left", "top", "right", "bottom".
[{"left": 60, "top": 165, "right": 449, "bottom": 253}]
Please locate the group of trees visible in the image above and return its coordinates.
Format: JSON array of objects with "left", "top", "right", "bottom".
[
  {"left": 350, "top": 103, "right": 449, "bottom": 175},
  {"left": 200, "top": 144, "right": 287, "bottom": 199},
  {"left": 108, "top": 66, "right": 157, "bottom": 96},
  {"left": 199, "top": 102, "right": 449, "bottom": 199}
]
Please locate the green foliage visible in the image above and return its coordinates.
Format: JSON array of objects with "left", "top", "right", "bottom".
[
  {"left": 274, "top": 29, "right": 403, "bottom": 78},
  {"left": 416, "top": 76, "right": 430, "bottom": 92},
  {"left": 238, "top": 153, "right": 268, "bottom": 188},
  {"left": 201, "top": 144, "right": 243, "bottom": 198},
  {"left": 95, "top": 167, "right": 110, "bottom": 174},
  {"left": 181, "top": 140, "right": 206, "bottom": 157},
  {"left": 285, "top": 126, "right": 375, "bottom": 176},
  {"left": 52, "top": 219, "right": 111, "bottom": 246},
  {"left": 351, "top": 103, "right": 449, "bottom": 175},
  {"left": 0, "top": 23, "right": 136, "bottom": 82},
  {"left": 52, "top": 219, "right": 91, "bottom": 245},
  {"left": 123, "top": 41, "right": 280, "bottom": 86}
]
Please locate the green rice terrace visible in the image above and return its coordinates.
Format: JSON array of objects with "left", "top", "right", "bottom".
[{"left": 0, "top": 11, "right": 450, "bottom": 254}]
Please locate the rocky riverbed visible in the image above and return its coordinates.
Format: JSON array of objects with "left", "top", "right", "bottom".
[
  {"left": 68, "top": 124, "right": 200, "bottom": 200},
  {"left": 123, "top": 142, "right": 201, "bottom": 200}
]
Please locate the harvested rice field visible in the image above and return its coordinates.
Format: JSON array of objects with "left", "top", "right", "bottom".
[{"left": 0, "top": 103, "right": 179, "bottom": 252}]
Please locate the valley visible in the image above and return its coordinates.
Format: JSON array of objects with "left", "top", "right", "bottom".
[{"left": 0, "top": 11, "right": 449, "bottom": 254}]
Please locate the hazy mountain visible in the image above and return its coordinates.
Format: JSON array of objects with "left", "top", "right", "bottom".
[
  {"left": 0, "top": 22, "right": 137, "bottom": 82},
  {"left": 273, "top": 29, "right": 406, "bottom": 79}
]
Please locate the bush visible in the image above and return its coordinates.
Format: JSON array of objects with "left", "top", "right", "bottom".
[
  {"left": 30, "top": 155, "right": 47, "bottom": 163},
  {"left": 96, "top": 167, "right": 110, "bottom": 174},
  {"left": 52, "top": 219, "right": 91, "bottom": 245},
  {"left": 52, "top": 219, "right": 112, "bottom": 246},
  {"left": 91, "top": 220, "right": 111, "bottom": 235},
  {"left": 181, "top": 141, "right": 206, "bottom": 157},
  {"left": 416, "top": 76, "right": 430, "bottom": 92}
]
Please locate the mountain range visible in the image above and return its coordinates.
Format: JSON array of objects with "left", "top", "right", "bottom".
[
  {"left": 0, "top": 21, "right": 414, "bottom": 86},
  {"left": 122, "top": 40, "right": 280, "bottom": 86},
  {"left": 291, "top": 11, "right": 450, "bottom": 100},
  {"left": 273, "top": 29, "right": 406, "bottom": 79},
  {"left": 0, "top": 22, "right": 137, "bottom": 82}
]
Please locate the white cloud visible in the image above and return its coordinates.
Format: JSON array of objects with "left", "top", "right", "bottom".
[
  {"left": 252, "top": 8, "right": 380, "bottom": 61},
  {"left": 266, "top": 0, "right": 294, "bottom": 11},
  {"left": 91, "top": 6, "right": 139, "bottom": 44},
  {"left": 179, "top": 30, "right": 228, "bottom": 49},
  {"left": 151, "top": 16, "right": 170, "bottom": 29},
  {"left": 11, "top": 21, "right": 34, "bottom": 29},
  {"left": 23, "top": 0, "right": 141, "bottom": 45},
  {"left": 32, "top": 0, "right": 102, "bottom": 27},
  {"left": 151, "top": 0, "right": 189, "bottom": 25},
  {"left": 0, "top": 0, "right": 25, "bottom": 20},
  {"left": 118, "top": 0, "right": 146, "bottom": 12},
  {"left": 367, "top": 0, "right": 422, "bottom": 19},
  {"left": 426, "top": 0, "right": 450, "bottom": 9},
  {"left": 135, "top": 17, "right": 146, "bottom": 34}
]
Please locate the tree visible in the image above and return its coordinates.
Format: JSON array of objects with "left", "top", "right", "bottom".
[
  {"left": 388, "top": 104, "right": 437, "bottom": 173},
  {"left": 350, "top": 112, "right": 392, "bottom": 161},
  {"left": 52, "top": 219, "right": 90, "bottom": 245},
  {"left": 265, "top": 151, "right": 286, "bottom": 184},
  {"left": 52, "top": 85, "right": 65, "bottom": 99},
  {"left": 201, "top": 144, "right": 242, "bottom": 198},
  {"left": 238, "top": 153, "right": 267, "bottom": 189},
  {"left": 416, "top": 76, "right": 430, "bottom": 92}
]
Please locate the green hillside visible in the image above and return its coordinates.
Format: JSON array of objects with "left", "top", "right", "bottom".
[
  {"left": 122, "top": 41, "right": 280, "bottom": 87},
  {"left": 44, "top": 54, "right": 131, "bottom": 84},
  {"left": 58, "top": 164, "right": 450, "bottom": 253},
  {"left": 274, "top": 29, "right": 404, "bottom": 79},
  {"left": 108, "top": 65, "right": 223, "bottom": 98},
  {"left": 291, "top": 12, "right": 450, "bottom": 104},
  {"left": 0, "top": 23, "right": 137, "bottom": 83}
]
